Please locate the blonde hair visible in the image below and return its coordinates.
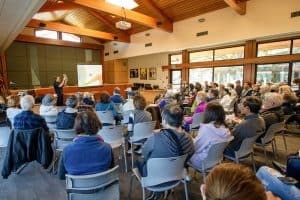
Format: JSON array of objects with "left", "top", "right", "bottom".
[
  {"left": 7, "top": 95, "right": 19, "bottom": 107},
  {"left": 263, "top": 92, "right": 283, "bottom": 109},
  {"left": 278, "top": 85, "right": 293, "bottom": 95},
  {"left": 197, "top": 91, "right": 208, "bottom": 102},
  {"left": 204, "top": 163, "right": 266, "bottom": 200}
]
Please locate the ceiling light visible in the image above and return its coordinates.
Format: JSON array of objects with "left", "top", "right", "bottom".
[{"left": 106, "top": 0, "right": 138, "bottom": 10}]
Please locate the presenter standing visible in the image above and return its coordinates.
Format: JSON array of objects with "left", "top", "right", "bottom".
[{"left": 53, "top": 74, "right": 67, "bottom": 106}]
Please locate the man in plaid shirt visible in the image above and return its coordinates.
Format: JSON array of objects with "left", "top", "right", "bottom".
[{"left": 14, "top": 95, "right": 49, "bottom": 131}]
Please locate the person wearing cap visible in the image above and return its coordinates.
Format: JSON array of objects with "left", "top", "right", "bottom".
[
  {"left": 110, "top": 87, "right": 124, "bottom": 104},
  {"left": 56, "top": 95, "right": 78, "bottom": 129},
  {"left": 39, "top": 94, "right": 58, "bottom": 116}
]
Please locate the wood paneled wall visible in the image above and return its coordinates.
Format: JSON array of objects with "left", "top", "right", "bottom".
[{"left": 104, "top": 59, "right": 128, "bottom": 84}]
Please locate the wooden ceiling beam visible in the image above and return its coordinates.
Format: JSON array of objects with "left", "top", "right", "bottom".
[
  {"left": 88, "top": 10, "right": 130, "bottom": 35},
  {"left": 224, "top": 0, "right": 246, "bottom": 15},
  {"left": 141, "top": 0, "right": 172, "bottom": 23},
  {"left": 67, "top": 0, "right": 173, "bottom": 32},
  {"left": 38, "top": 2, "right": 78, "bottom": 12},
  {"left": 26, "top": 19, "right": 130, "bottom": 42}
]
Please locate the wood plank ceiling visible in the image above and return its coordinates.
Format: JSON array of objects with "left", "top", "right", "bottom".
[{"left": 30, "top": 0, "right": 249, "bottom": 43}]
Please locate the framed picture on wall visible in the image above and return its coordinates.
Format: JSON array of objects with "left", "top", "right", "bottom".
[
  {"left": 140, "top": 68, "right": 147, "bottom": 80},
  {"left": 149, "top": 67, "right": 157, "bottom": 80},
  {"left": 130, "top": 68, "right": 139, "bottom": 78}
]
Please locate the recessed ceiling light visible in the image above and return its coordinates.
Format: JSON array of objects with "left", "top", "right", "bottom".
[{"left": 106, "top": 0, "right": 138, "bottom": 10}]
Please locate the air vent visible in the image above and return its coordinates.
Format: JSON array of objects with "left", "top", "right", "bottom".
[
  {"left": 198, "top": 18, "right": 206, "bottom": 23},
  {"left": 113, "top": 50, "right": 119, "bottom": 54},
  {"left": 196, "top": 31, "right": 208, "bottom": 37},
  {"left": 105, "top": 52, "right": 109, "bottom": 56},
  {"left": 113, "top": 42, "right": 117, "bottom": 46},
  {"left": 145, "top": 33, "right": 150, "bottom": 37},
  {"left": 291, "top": 10, "right": 300, "bottom": 18},
  {"left": 145, "top": 43, "right": 152, "bottom": 47}
]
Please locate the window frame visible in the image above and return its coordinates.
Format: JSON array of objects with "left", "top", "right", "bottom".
[
  {"left": 169, "top": 53, "right": 183, "bottom": 65},
  {"left": 60, "top": 32, "right": 82, "bottom": 43},
  {"left": 35, "top": 29, "right": 59, "bottom": 40}
]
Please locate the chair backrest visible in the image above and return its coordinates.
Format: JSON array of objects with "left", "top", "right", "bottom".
[
  {"left": 145, "top": 106, "right": 162, "bottom": 129},
  {"left": 8, "top": 117, "right": 14, "bottom": 129},
  {"left": 66, "top": 165, "right": 120, "bottom": 200},
  {"left": 261, "top": 122, "right": 285, "bottom": 144},
  {"left": 42, "top": 115, "right": 57, "bottom": 123},
  {"left": 131, "top": 121, "right": 156, "bottom": 142},
  {"left": 98, "top": 126, "right": 123, "bottom": 148},
  {"left": 236, "top": 134, "right": 260, "bottom": 158},
  {"left": 203, "top": 137, "right": 233, "bottom": 170},
  {"left": 142, "top": 155, "right": 188, "bottom": 187},
  {"left": 54, "top": 129, "right": 77, "bottom": 150},
  {"left": 114, "top": 103, "right": 122, "bottom": 113},
  {"left": 0, "top": 126, "right": 11, "bottom": 147},
  {"left": 190, "top": 112, "right": 204, "bottom": 129},
  {"left": 96, "top": 111, "right": 115, "bottom": 125}
]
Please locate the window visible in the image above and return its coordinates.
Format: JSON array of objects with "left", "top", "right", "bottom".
[
  {"left": 257, "top": 40, "right": 291, "bottom": 57},
  {"left": 62, "top": 32, "right": 81, "bottom": 43},
  {"left": 214, "top": 66, "right": 243, "bottom": 85},
  {"left": 189, "top": 68, "right": 213, "bottom": 84},
  {"left": 170, "top": 54, "right": 182, "bottom": 65},
  {"left": 171, "top": 70, "right": 181, "bottom": 92},
  {"left": 256, "top": 63, "right": 289, "bottom": 84},
  {"left": 35, "top": 30, "right": 58, "bottom": 40},
  {"left": 214, "top": 46, "right": 244, "bottom": 60},
  {"left": 189, "top": 50, "right": 213, "bottom": 63},
  {"left": 291, "top": 62, "right": 300, "bottom": 90},
  {"left": 292, "top": 39, "right": 300, "bottom": 54}
]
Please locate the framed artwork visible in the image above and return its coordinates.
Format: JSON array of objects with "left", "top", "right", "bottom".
[
  {"left": 130, "top": 68, "right": 139, "bottom": 78},
  {"left": 140, "top": 68, "right": 147, "bottom": 80},
  {"left": 149, "top": 67, "right": 157, "bottom": 80}
]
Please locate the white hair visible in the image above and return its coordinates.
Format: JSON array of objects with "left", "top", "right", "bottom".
[{"left": 20, "top": 95, "right": 35, "bottom": 111}]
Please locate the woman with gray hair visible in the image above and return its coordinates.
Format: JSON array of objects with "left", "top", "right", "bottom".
[
  {"left": 40, "top": 94, "right": 58, "bottom": 116},
  {"left": 56, "top": 95, "right": 78, "bottom": 129}
]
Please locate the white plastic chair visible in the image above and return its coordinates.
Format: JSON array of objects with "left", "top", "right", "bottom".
[
  {"left": 66, "top": 165, "right": 120, "bottom": 200},
  {"left": 8, "top": 117, "right": 15, "bottom": 129},
  {"left": 129, "top": 155, "right": 189, "bottom": 200},
  {"left": 96, "top": 111, "right": 115, "bottom": 125},
  {"left": 224, "top": 134, "right": 260, "bottom": 171},
  {"left": 121, "top": 110, "right": 133, "bottom": 124},
  {"left": 42, "top": 115, "right": 57, "bottom": 129},
  {"left": 188, "top": 136, "right": 233, "bottom": 181},
  {"left": 98, "top": 126, "right": 128, "bottom": 172},
  {"left": 0, "top": 126, "right": 11, "bottom": 158},
  {"left": 255, "top": 122, "right": 284, "bottom": 164},
  {"left": 129, "top": 121, "right": 156, "bottom": 169},
  {"left": 189, "top": 112, "right": 204, "bottom": 135}
]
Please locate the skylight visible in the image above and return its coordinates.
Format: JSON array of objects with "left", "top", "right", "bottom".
[{"left": 106, "top": 0, "right": 138, "bottom": 10}]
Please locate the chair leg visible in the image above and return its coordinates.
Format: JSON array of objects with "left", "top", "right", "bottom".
[
  {"left": 251, "top": 153, "right": 256, "bottom": 172},
  {"left": 271, "top": 141, "right": 276, "bottom": 159},
  {"left": 142, "top": 187, "right": 146, "bottom": 200},
  {"left": 183, "top": 180, "right": 189, "bottom": 200},
  {"left": 282, "top": 134, "right": 288, "bottom": 155},
  {"left": 128, "top": 173, "right": 135, "bottom": 200},
  {"left": 123, "top": 144, "right": 128, "bottom": 173},
  {"left": 263, "top": 145, "right": 267, "bottom": 164},
  {"left": 131, "top": 143, "right": 134, "bottom": 170}
]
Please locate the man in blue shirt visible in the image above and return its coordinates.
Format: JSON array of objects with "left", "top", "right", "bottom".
[
  {"left": 110, "top": 87, "right": 124, "bottom": 104},
  {"left": 14, "top": 95, "right": 49, "bottom": 131}
]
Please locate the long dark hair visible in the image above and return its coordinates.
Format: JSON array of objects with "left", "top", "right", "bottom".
[{"left": 202, "top": 102, "right": 226, "bottom": 127}]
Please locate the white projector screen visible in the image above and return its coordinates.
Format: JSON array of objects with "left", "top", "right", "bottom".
[{"left": 77, "top": 65, "right": 103, "bottom": 87}]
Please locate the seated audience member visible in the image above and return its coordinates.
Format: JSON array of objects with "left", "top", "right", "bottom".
[
  {"left": 14, "top": 95, "right": 48, "bottom": 131},
  {"left": 257, "top": 166, "right": 300, "bottom": 200},
  {"left": 257, "top": 92, "right": 284, "bottom": 142},
  {"left": 122, "top": 92, "right": 135, "bottom": 113},
  {"left": 175, "top": 87, "right": 188, "bottom": 105},
  {"left": 235, "top": 80, "right": 243, "bottom": 97},
  {"left": 189, "top": 102, "right": 231, "bottom": 168},
  {"left": 204, "top": 81, "right": 210, "bottom": 92},
  {"left": 293, "top": 78, "right": 300, "bottom": 97},
  {"left": 136, "top": 104, "right": 194, "bottom": 177},
  {"left": 82, "top": 92, "right": 95, "bottom": 106},
  {"left": 39, "top": 94, "right": 58, "bottom": 116},
  {"left": 195, "top": 82, "right": 202, "bottom": 92},
  {"left": 6, "top": 95, "right": 22, "bottom": 123},
  {"left": 207, "top": 88, "right": 219, "bottom": 102},
  {"left": 260, "top": 85, "right": 271, "bottom": 100},
  {"left": 56, "top": 95, "right": 78, "bottom": 129},
  {"left": 220, "top": 88, "right": 235, "bottom": 113},
  {"left": 95, "top": 92, "right": 121, "bottom": 121},
  {"left": 58, "top": 111, "right": 113, "bottom": 179},
  {"left": 127, "top": 95, "right": 152, "bottom": 153},
  {"left": 227, "top": 83, "right": 237, "bottom": 98},
  {"left": 252, "top": 84, "right": 261, "bottom": 96},
  {"left": 218, "top": 84, "right": 227, "bottom": 98},
  {"left": 189, "top": 83, "right": 195, "bottom": 93},
  {"left": 241, "top": 82, "right": 253, "bottom": 97},
  {"left": 201, "top": 163, "right": 280, "bottom": 200},
  {"left": 158, "top": 93, "right": 174, "bottom": 109},
  {"left": 270, "top": 84, "right": 279, "bottom": 93},
  {"left": 282, "top": 93, "right": 298, "bottom": 115},
  {"left": 224, "top": 96, "right": 265, "bottom": 157},
  {"left": 110, "top": 87, "right": 124, "bottom": 104},
  {"left": 278, "top": 85, "right": 294, "bottom": 96},
  {"left": 184, "top": 91, "right": 207, "bottom": 130}
]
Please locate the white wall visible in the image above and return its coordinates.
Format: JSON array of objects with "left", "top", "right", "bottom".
[
  {"left": 104, "top": 0, "right": 300, "bottom": 60},
  {"left": 127, "top": 53, "right": 169, "bottom": 88}
]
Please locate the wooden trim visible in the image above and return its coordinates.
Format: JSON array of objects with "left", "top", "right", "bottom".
[
  {"left": 15, "top": 34, "right": 104, "bottom": 50},
  {"left": 38, "top": 2, "right": 77, "bottom": 12},
  {"left": 224, "top": 0, "right": 246, "bottom": 15},
  {"left": 68, "top": 0, "right": 173, "bottom": 32},
  {"left": 141, "top": 0, "right": 173, "bottom": 23},
  {"left": 27, "top": 19, "right": 130, "bottom": 43},
  {"left": 0, "top": 53, "right": 8, "bottom": 88}
]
